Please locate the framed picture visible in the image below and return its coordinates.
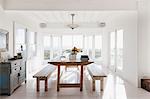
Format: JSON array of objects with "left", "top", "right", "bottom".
[{"left": 0, "top": 29, "right": 9, "bottom": 52}]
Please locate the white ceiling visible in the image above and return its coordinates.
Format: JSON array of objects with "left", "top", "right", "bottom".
[
  {"left": 4, "top": 0, "right": 138, "bottom": 10},
  {"left": 6, "top": 11, "right": 136, "bottom": 29},
  {"left": 8, "top": 11, "right": 115, "bottom": 23}
]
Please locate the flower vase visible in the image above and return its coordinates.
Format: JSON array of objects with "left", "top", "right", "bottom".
[{"left": 69, "top": 54, "right": 76, "bottom": 60}]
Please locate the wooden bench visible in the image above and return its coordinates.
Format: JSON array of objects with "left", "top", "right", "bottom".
[
  {"left": 87, "top": 64, "right": 107, "bottom": 91},
  {"left": 33, "top": 65, "right": 56, "bottom": 92}
]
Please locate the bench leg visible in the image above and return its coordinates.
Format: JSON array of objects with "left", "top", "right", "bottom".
[
  {"left": 36, "top": 78, "right": 40, "bottom": 92},
  {"left": 93, "top": 79, "right": 95, "bottom": 91},
  {"left": 45, "top": 78, "right": 48, "bottom": 91},
  {"left": 100, "top": 78, "right": 104, "bottom": 91}
]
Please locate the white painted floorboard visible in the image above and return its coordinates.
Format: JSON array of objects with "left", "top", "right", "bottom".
[{"left": 1, "top": 69, "right": 150, "bottom": 99}]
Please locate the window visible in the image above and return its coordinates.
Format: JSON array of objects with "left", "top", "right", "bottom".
[
  {"left": 117, "top": 30, "right": 123, "bottom": 70},
  {"left": 53, "top": 36, "right": 61, "bottom": 58},
  {"left": 27, "top": 31, "right": 37, "bottom": 59},
  {"left": 73, "top": 35, "right": 83, "bottom": 48},
  {"left": 84, "top": 36, "right": 92, "bottom": 58},
  {"left": 95, "top": 35, "right": 102, "bottom": 61},
  {"left": 44, "top": 36, "right": 51, "bottom": 60},
  {"left": 62, "top": 35, "right": 73, "bottom": 49},
  {"left": 15, "top": 28, "right": 26, "bottom": 54},
  {"left": 110, "top": 32, "right": 115, "bottom": 67},
  {"left": 43, "top": 34, "right": 103, "bottom": 61},
  {"left": 110, "top": 30, "right": 123, "bottom": 71}
]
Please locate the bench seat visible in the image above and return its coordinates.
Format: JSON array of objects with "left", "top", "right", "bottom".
[
  {"left": 33, "top": 65, "right": 56, "bottom": 91},
  {"left": 87, "top": 64, "right": 107, "bottom": 91}
]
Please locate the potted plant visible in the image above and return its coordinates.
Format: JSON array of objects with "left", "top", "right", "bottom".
[{"left": 69, "top": 47, "right": 82, "bottom": 60}]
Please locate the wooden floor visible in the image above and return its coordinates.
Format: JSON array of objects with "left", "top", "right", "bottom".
[{"left": 1, "top": 68, "right": 150, "bottom": 99}]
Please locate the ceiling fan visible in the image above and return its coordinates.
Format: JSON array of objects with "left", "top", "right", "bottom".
[{"left": 67, "top": 14, "right": 79, "bottom": 30}]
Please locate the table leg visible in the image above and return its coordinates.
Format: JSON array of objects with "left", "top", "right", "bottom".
[
  {"left": 45, "top": 78, "right": 48, "bottom": 91},
  {"left": 80, "top": 65, "right": 83, "bottom": 91},
  {"left": 36, "top": 78, "right": 40, "bottom": 92},
  {"left": 93, "top": 79, "right": 95, "bottom": 91},
  {"left": 101, "top": 78, "right": 104, "bottom": 91},
  {"left": 57, "top": 64, "right": 60, "bottom": 91}
]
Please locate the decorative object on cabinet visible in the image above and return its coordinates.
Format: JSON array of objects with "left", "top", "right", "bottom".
[
  {"left": 0, "top": 52, "right": 9, "bottom": 62},
  {"left": 0, "top": 59, "right": 26, "bottom": 96}
]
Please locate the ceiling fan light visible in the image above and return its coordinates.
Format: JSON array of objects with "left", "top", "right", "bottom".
[
  {"left": 40, "top": 23, "right": 47, "bottom": 28},
  {"left": 67, "top": 13, "right": 79, "bottom": 30},
  {"left": 67, "top": 24, "right": 79, "bottom": 30}
]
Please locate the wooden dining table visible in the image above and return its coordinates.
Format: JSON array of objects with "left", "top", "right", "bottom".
[{"left": 48, "top": 59, "right": 93, "bottom": 91}]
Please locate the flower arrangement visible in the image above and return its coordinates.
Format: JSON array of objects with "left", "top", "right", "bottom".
[{"left": 71, "top": 47, "right": 82, "bottom": 55}]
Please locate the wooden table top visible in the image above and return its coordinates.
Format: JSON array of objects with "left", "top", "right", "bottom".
[{"left": 48, "top": 59, "right": 94, "bottom": 66}]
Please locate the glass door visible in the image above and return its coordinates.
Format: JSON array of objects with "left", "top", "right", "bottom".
[
  {"left": 14, "top": 22, "right": 27, "bottom": 59},
  {"left": 110, "top": 30, "right": 123, "bottom": 72}
]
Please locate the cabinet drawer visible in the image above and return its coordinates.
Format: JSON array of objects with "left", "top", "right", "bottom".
[
  {"left": 19, "top": 73, "right": 25, "bottom": 84},
  {"left": 11, "top": 74, "right": 19, "bottom": 90},
  {"left": 11, "top": 61, "right": 21, "bottom": 68},
  {"left": 20, "top": 65, "right": 25, "bottom": 72},
  {"left": 11, "top": 67, "right": 20, "bottom": 74}
]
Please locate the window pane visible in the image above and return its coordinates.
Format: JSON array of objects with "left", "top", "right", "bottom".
[
  {"left": 28, "top": 32, "right": 35, "bottom": 44},
  {"left": 62, "top": 35, "right": 72, "bottom": 49},
  {"left": 44, "top": 36, "right": 51, "bottom": 50},
  {"left": 95, "top": 35, "right": 102, "bottom": 60},
  {"left": 53, "top": 36, "right": 61, "bottom": 50},
  {"left": 110, "top": 32, "right": 115, "bottom": 66},
  {"left": 53, "top": 50, "right": 60, "bottom": 58},
  {"left": 73, "top": 35, "right": 83, "bottom": 48},
  {"left": 84, "top": 36, "right": 92, "bottom": 58},
  {"left": 117, "top": 30, "right": 123, "bottom": 70},
  {"left": 44, "top": 36, "right": 51, "bottom": 60},
  {"left": 16, "top": 29, "right": 25, "bottom": 44},
  {"left": 44, "top": 50, "right": 50, "bottom": 60},
  {"left": 15, "top": 28, "right": 26, "bottom": 53}
]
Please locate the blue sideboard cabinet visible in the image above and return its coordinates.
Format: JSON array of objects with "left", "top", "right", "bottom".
[{"left": 0, "top": 59, "right": 26, "bottom": 95}]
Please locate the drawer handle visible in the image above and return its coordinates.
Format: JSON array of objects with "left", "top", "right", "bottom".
[
  {"left": 15, "top": 68, "right": 16, "bottom": 70},
  {"left": 15, "top": 64, "right": 16, "bottom": 65},
  {"left": 18, "top": 73, "right": 20, "bottom": 77}
]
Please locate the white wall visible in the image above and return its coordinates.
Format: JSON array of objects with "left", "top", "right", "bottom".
[{"left": 138, "top": 0, "right": 150, "bottom": 87}]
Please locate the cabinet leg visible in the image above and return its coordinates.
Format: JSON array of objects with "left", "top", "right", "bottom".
[{"left": 25, "top": 80, "right": 27, "bottom": 83}]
